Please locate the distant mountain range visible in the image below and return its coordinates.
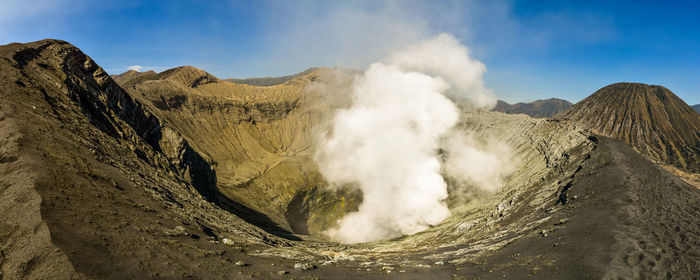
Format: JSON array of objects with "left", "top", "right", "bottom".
[
  {"left": 556, "top": 82, "right": 700, "bottom": 173},
  {"left": 492, "top": 98, "right": 573, "bottom": 118},
  {"left": 224, "top": 68, "right": 318, "bottom": 86},
  {"left": 692, "top": 104, "right": 700, "bottom": 113}
]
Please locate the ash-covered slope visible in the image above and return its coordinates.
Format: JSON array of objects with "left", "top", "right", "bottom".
[
  {"left": 0, "top": 39, "right": 301, "bottom": 279},
  {"left": 557, "top": 83, "right": 700, "bottom": 173},
  {"left": 493, "top": 98, "right": 572, "bottom": 118}
]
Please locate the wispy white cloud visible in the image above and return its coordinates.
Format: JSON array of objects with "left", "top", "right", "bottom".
[
  {"left": 127, "top": 65, "right": 143, "bottom": 71},
  {"left": 240, "top": 0, "right": 616, "bottom": 75},
  {"left": 253, "top": 1, "right": 432, "bottom": 72}
]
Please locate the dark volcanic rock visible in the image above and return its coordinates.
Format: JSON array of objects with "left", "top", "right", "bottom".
[
  {"left": 493, "top": 98, "right": 573, "bottom": 118},
  {"left": 556, "top": 82, "right": 700, "bottom": 173}
]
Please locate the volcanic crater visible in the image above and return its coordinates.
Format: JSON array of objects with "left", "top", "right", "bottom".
[{"left": 1, "top": 39, "right": 699, "bottom": 279}]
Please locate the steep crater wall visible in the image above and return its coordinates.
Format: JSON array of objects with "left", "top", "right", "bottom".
[{"left": 119, "top": 68, "right": 595, "bottom": 243}]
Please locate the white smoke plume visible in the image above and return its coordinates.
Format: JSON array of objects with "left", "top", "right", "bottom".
[
  {"left": 442, "top": 130, "right": 515, "bottom": 197},
  {"left": 386, "top": 34, "right": 497, "bottom": 108},
  {"left": 316, "top": 33, "right": 508, "bottom": 244}
]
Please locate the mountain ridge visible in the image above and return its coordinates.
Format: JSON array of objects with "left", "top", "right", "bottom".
[
  {"left": 225, "top": 68, "right": 319, "bottom": 86},
  {"left": 493, "top": 98, "right": 572, "bottom": 118},
  {"left": 113, "top": 66, "right": 220, "bottom": 89}
]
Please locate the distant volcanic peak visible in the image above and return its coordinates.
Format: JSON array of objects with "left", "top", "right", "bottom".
[
  {"left": 156, "top": 66, "right": 220, "bottom": 88},
  {"left": 113, "top": 66, "right": 223, "bottom": 89},
  {"left": 225, "top": 67, "right": 321, "bottom": 87},
  {"left": 113, "top": 69, "right": 144, "bottom": 81},
  {"left": 530, "top": 98, "right": 573, "bottom": 106},
  {"left": 493, "top": 100, "right": 511, "bottom": 111},
  {"left": 112, "top": 69, "right": 159, "bottom": 88},
  {"left": 557, "top": 82, "right": 700, "bottom": 172},
  {"left": 601, "top": 82, "right": 669, "bottom": 90},
  {"left": 118, "top": 69, "right": 156, "bottom": 76},
  {"left": 580, "top": 82, "right": 698, "bottom": 117},
  {"left": 160, "top": 65, "right": 206, "bottom": 75},
  {"left": 492, "top": 98, "right": 573, "bottom": 118},
  {"left": 591, "top": 83, "right": 683, "bottom": 103},
  {"left": 606, "top": 82, "right": 655, "bottom": 91}
]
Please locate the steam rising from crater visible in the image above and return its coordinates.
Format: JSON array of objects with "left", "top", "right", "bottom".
[{"left": 316, "top": 34, "right": 509, "bottom": 244}]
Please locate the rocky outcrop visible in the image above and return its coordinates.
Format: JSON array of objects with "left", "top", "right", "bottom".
[
  {"left": 556, "top": 83, "right": 700, "bottom": 173},
  {"left": 157, "top": 126, "right": 217, "bottom": 200},
  {"left": 49, "top": 41, "right": 217, "bottom": 198},
  {"left": 493, "top": 98, "right": 572, "bottom": 118}
]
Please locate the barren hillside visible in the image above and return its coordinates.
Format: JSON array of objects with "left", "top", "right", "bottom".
[{"left": 557, "top": 83, "right": 700, "bottom": 173}]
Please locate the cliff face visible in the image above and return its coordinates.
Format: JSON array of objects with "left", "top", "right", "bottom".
[
  {"left": 0, "top": 40, "right": 282, "bottom": 279},
  {"left": 557, "top": 83, "right": 700, "bottom": 173},
  {"left": 493, "top": 98, "right": 572, "bottom": 118},
  {"left": 115, "top": 66, "right": 358, "bottom": 232}
]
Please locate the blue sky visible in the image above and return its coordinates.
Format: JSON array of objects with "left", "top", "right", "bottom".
[{"left": 1, "top": 0, "right": 698, "bottom": 104}]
